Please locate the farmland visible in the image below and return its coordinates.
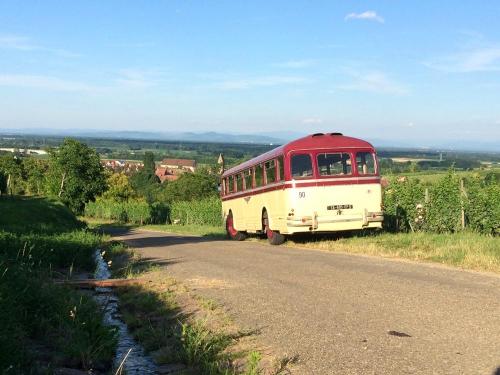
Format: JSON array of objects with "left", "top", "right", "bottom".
[{"left": 1, "top": 134, "right": 499, "bottom": 373}]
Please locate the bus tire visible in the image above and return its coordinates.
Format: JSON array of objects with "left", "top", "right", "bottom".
[
  {"left": 262, "top": 210, "right": 286, "bottom": 245},
  {"left": 226, "top": 212, "right": 247, "bottom": 241}
]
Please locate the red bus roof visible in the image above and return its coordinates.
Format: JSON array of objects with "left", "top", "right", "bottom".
[{"left": 223, "top": 133, "right": 375, "bottom": 176}]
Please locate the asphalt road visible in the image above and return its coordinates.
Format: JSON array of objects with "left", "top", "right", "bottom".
[{"left": 114, "top": 229, "right": 500, "bottom": 375}]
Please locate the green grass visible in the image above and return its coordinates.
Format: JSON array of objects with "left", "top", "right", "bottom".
[
  {"left": 143, "top": 222, "right": 500, "bottom": 273},
  {"left": 383, "top": 169, "right": 497, "bottom": 184},
  {"left": 0, "top": 196, "right": 83, "bottom": 233},
  {"left": 289, "top": 231, "right": 500, "bottom": 273},
  {"left": 0, "top": 196, "right": 116, "bottom": 372}
]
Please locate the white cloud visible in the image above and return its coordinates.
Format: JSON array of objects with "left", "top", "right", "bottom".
[
  {"left": 337, "top": 71, "right": 409, "bottom": 95},
  {"left": 0, "top": 74, "right": 98, "bottom": 92},
  {"left": 0, "top": 35, "right": 37, "bottom": 50},
  {"left": 424, "top": 46, "right": 500, "bottom": 72},
  {"left": 273, "top": 59, "right": 316, "bottom": 69},
  {"left": 345, "top": 11, "right": 384, "bottom": 24},
  {"left": 302, "top": 118, "right": 323, "bottom": 125},
  {"left": 215, "top": 75, "right": 309, "bottom": 90},
  {"left": 115, "top": 69, "right": 158, "bottom": 88},
  {"left": 0, "top": 34, "right": 81, "bottom": 57}
]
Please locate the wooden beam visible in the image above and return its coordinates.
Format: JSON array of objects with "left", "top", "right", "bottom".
[{"left": 54, "top": 278, "right": 148, "bottom": 288}]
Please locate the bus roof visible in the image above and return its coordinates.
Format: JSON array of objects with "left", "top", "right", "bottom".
[{"left": 223, "top": 133, "right": 374, "bottom": 176}]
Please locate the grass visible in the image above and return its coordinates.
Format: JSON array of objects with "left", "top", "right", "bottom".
[
  {"left": 0, "top": 196, "right": 116, "bottom": 373},
  {"left": 0, "top": 195, "right": 84, "bottom": 233},
  {"left": 103, "top": 242, "right": 300, "bottom": 374},
  {"left": 383, "top": 169, "right": 498, "bottom": 184},
  {"left": 288, "top": 231, "right": 500, "bottom": 273},
  {"left": 139, "top": 222, "right": 500, "bottom": 274}
]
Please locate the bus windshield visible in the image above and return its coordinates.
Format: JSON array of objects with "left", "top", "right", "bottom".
[{"left": 317, "top": 153, "right": 352, "bottom": 176}]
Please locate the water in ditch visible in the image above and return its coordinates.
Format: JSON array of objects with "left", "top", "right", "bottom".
[{"left": 93, "top": 249, "right": 158, "bottom": 374}]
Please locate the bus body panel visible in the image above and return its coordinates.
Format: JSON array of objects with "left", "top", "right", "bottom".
[{"left": 222, "top": 181, "right": 382, "bottom": 234}]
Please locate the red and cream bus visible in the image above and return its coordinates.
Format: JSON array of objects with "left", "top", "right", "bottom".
[{"left": 221, "top": 133, "right": 383, "bottom": 245}]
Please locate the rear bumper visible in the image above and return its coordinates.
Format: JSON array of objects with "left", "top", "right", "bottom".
[{"left": 285, "top": 211, "right": 383, "bottom": 232}]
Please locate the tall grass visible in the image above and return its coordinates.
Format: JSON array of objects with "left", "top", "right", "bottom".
[
  {"left": 85, "top": 198, "right": 169, "bottom": 224},
  {"left": 0, "top": 196, "right": 116, "bottom": 372},
  {"left": 290, "top": 231, "right": 500, "bottom": 273},
  {"left": 170, "top": 196, "right": 222, "bottom": 226}
]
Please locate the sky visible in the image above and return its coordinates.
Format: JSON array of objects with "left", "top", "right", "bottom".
[{"left": 0, "top": 1, "right": 499, "bottom": 146}]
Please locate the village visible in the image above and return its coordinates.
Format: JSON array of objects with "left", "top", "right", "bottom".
[{"left": 102, "top": 157, "right": 197, "bottom": 182}]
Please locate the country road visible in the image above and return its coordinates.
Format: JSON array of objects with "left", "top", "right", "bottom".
[{"left": 113, "top": 229, "right": 500, "bottom": 375}]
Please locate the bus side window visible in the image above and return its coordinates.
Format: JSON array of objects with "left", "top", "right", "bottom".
[
  {"left": 236, "top": 173, "right": 243, "bottom": 192},
  {"left": 244, "top": 169, "right": 253, "bottom": 189},
  {"left": 291, "top": 154, "right": 313, "bottom": 178},
  {"left": 255, "top": 164, "right": 264, "bottom": 187},
  {"left": 277, "top": 156, "right": 284, "bottom": 181},
  {"left": 356, "top": 152, "right": 376, "bottom": 175},
  {"left": 228, "top": 176, "right": 234, "bottom": 193},
  {"left": 265, "top": 160, "right": 276, "bottom": 184}
]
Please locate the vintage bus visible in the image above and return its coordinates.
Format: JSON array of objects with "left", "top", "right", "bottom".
[{"left": 221, "top": 133, "right": 383, "bottom": 245}]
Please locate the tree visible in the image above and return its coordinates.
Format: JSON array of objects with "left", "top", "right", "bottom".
[
  {"left": 102, "top": 173, "right": 135, "bottom": 201},
  {"left": 129, "top": 151, "right": 160, "bottom": 202},
  {"left": 0, "top": 154, "right": 24, "bottom": 195},
  {"left": 46, "top": 139, "right": 107, "bottom": 213},
  {"left": 22, "top": 157, "right": 48, "bottom": 196},
  {"left": 143, "top": 151, "right": 156, "bottom": 175},
  {"left": 157, "top": 170, "right": 218, "bottom": 203}
]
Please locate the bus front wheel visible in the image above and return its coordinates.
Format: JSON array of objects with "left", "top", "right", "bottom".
[
  {"left": 262, "top": 210, "right": 285, "bottom": 245},
  {"left": 226, "top": 212, "right": 247, "bottom": 241}
]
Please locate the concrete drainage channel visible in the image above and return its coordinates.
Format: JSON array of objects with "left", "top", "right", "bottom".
[{"left": 93, "top": 249, "right": 158, "bottom": 374}]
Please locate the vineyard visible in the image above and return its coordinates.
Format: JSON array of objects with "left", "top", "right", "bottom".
[
  {"left": 84, "top": 170, "right": 499, "bottom": 236},
  {"left": 384, "top": 171, "right": 499, "bottom": 235}
]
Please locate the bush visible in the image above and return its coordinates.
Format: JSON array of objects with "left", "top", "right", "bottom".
[
  {"left": 383, "top": 177, "right": 425, "bottom": 232},
  {"left": 85, "top": 198, "right": 169, "bottom": 225},
  {"left": 464, "top": 176, "right": 500, "bottom": 234},
  {"left": 170, "top": 196, "right": 222, "bottom": 226},
  {"left": 425, "top": 172, "right": 462, "bottom": 233},
  {"left": 383, "top": 171, "right": 500, "bottom": 235},
  {"left": 0, "top": 197, "right": 116, "bottom": 372}
]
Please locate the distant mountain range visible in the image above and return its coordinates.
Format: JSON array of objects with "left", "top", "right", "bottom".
[{"left": 0, "top": 128, "right": 498, "bottom": 153}]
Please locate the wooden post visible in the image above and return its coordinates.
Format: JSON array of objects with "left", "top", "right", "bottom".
[
  {"left": 395, "top": 204, "right": 399, "bottom": 231},
  {"left": 425, "top": 188, "right": 429, "bottom": 203},
  {"left": 460, "top": 179, "right": 466, "bottom": 230}
]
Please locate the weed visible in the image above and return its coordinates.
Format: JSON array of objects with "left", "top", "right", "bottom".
[{"left": 244, "top": 351, "right": 262, "bottom": 375}]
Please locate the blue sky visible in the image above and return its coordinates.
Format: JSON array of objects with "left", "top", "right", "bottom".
[{"left": 0, "top": 1, "right": 499, "bottom": 145}]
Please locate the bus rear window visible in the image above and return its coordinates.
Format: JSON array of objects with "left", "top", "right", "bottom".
[
  {"left": 291, "top": 154, "right": 313, "bottom": 178},
  {"left": 356, "top": 152, "right": 376, "bottom": 175},
  {"left": 317, "top": 153, "right": 352, "bottom": 176}
]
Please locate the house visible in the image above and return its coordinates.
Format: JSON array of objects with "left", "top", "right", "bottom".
[
  {"left": 160, "top": 158, "right": 196, "bottom": 172},
  {"left": 155, "top": 167, "right": 180, "bottom": 182},
  {"left": 155, "top": 158, "right": 196, "bottom": 183}
]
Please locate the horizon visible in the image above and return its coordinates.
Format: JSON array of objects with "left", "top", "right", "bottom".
[
  {"left": 1, "top": 1, "right": 500, "bottom": 145},
  {"left": 1, "top": 127, "right": 499, "bottom": 153}
]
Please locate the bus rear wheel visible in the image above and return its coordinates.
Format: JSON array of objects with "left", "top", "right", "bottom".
[
  {"left": 226, "top": 212, "right": 247, "bottom": 241},
  {"left": 262, "top": 210, "right": 285, "bottom": 245}
]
